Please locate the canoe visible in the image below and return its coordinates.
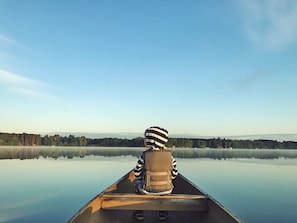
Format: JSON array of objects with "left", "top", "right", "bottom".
[{"left": 68, "top": 170, "right": 242, "bottom": 223}]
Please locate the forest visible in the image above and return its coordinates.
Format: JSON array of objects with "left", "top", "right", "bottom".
[{"left": 0, "top": 132, "right": 297, "bottom": 149}]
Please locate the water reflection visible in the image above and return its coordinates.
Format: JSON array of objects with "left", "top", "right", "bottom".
[
  {"left": 1, "top": 157, "right": 297, "bottom": 223},
  {"left": 179, "top": 158, "right": 297, "bottom": 223},
  {"left": 2, "top": 146, "right": 297, "bottom": 160},
  {"left": 0, "top": 157, "right": 135, "bottom": 223}
]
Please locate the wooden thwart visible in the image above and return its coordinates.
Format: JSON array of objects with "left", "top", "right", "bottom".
[{"left": 100, "top": 193, "right": 209, "bottom": 211}]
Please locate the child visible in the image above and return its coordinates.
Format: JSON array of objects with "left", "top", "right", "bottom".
[{"left": 133, "top": 126, "right": 178, "bottom": 221}]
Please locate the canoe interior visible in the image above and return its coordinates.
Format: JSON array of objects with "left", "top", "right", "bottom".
[{"left": 68, "top": 171, "right": 242, "bottom": 223}]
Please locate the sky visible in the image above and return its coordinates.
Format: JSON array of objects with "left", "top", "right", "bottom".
[{"left": 1, "top": 0, "right": 297, "bottom": 139}]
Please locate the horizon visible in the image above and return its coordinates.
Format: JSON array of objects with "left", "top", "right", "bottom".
[
  {"left": 2, "top": 131, "right": 297, "bottom": 142},
  {"left": 1, "top": 1, "right": 297, "bottom": 137}
]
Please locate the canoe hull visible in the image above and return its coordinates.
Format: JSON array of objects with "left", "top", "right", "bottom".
[{"left": 68, "top": 171, "right": 242, "bottom": 223}]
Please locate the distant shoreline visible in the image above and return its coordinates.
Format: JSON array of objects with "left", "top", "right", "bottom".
[
  {"left": 1, "top": 132, "right": 297, "bottom": 149},
  {"left": 41, "top": 132, "right": 297, "bottom": 142},
  {"left": 3, "top": 131, "right": 297, "bottom": 141}
]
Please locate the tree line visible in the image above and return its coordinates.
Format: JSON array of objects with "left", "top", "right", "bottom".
[{"left": 0, "top": 132, "right": 297, "bottom": 149}]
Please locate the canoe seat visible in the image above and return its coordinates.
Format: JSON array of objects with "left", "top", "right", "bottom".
[{"left": 100, "top": 193, "right": 209, "bottom": 212}]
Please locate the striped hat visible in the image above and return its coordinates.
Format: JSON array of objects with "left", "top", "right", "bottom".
[{"left": 144, "top": 126, "right": 169, "bottom": 149}]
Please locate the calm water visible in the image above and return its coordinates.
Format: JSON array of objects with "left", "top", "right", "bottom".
[{"left": 1, "top": 155, "right": 297, "bottom": 223}]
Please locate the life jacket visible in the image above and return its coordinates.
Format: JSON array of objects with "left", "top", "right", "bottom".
[{"left": 144, "top": 150, "right": 173, "bottom": 193}]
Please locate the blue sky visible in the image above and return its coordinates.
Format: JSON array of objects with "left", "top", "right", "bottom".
[{"left": 1, "top": 0, "right": 297, "bottom": 138}]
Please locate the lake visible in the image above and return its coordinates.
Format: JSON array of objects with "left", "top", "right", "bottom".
[{"left": 1, "top": 150, "right": 297, "bottom": 223}]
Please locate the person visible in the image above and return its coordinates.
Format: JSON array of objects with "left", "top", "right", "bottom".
[{"left": 133, "top": 126, "right": 178, "bottom": 221}]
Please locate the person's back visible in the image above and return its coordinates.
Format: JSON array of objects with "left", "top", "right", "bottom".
[
  {"left": 133, "top": 126, "right": 178, "bottom": 220},
  {"left": 143, "top": 149, "right": 173, "bottom": 194}
]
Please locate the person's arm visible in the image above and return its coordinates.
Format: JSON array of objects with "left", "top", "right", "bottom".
[
  {"left": 171, "top": 156, "right": 178, "bottom": 179},
  {"left": 133, "top": 153, "right": 145, "bottom": 180}
]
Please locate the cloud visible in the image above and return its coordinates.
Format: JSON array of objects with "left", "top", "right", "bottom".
[
  {"left": 238, "top": 0, "right": 297, "bottom": 49},
  {"left": 11, "top": 87, "right": 54, "bottom": 99},
  {"left": 0, "top": 33, "right": 24, "bottom": 47},
  {"left": 0, "top": 35, "right": 51, "bottom": 99},
  {"left": 0, "top": 70, "right": 53, "bottom": 99}
]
